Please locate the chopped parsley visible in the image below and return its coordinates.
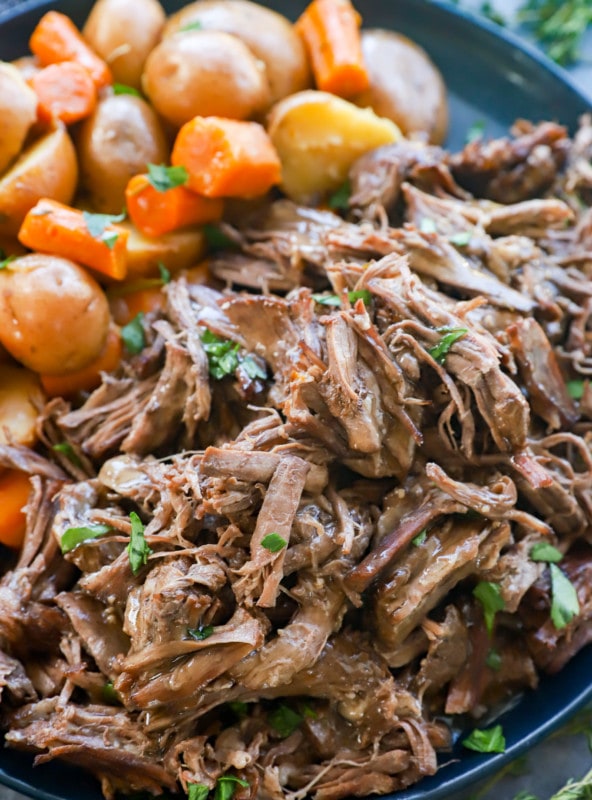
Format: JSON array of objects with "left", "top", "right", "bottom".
[
  {"left": 201, "top": 330, "right": 240, "bottom": 379},
  {"left": 449, "top": 230, "right": 473, "bottom": 246},
  {"left": 419, "top": 217, "right": 438, "bottom": 234},
  {"left": 269, "top": 704, "right": 303, "bottom": 738},
  {"left": 462, "top": 723, "right": 506, "bottom": 754},
  {"left": 411, "top": 529, "right": 427, "bottom": 546},
  {"left": 147, "top": 163, "right": 189, "bottom": 192},
  {"left": 121, "top": 312, "right": 146, "bottom": 355},
  {"left": 530, "top": 542, "right": 563, "bottom": 563},
  {"left": 328, "top": 179, "right": 351, "bottom": 211},
  {"left": 188, "top": 625, "right": 214, "bottom": 641},
  {"left": 113, "top": 83, "right": 141, "bottom": 97},
  {"left": 126, "top": 511, "right": 152, "bottom": 575},
  {"left": 60, "top": 524, "right": 112, "bottom": 554},
  {"left": 240, "top": 355, "right": 267, "bottom": 380},
  {"left": 214, "top": 775, "right": 249, "bottom": 800},
  {"left": 311, "top": 289, "right": 372, "bottom": 307},
  {"left": 566, "top": 379, "right": 586, "bottom": 400},
  {"left": 486, "top": 648, "right": 502, "bottom": 671},
  {"left": 550, "top": 563, "right": 580, "bottom": 630},
  {"left": 261, "top": 533, "right": 287, "bottom": 553},
  {"left": 0, "top": 254, "right": 16, "bottom": 270},
  {"left": 188, "top": 785, "right": 210, "bottom": 800},
  {"left": 52, "top": 441, "right": 82, "bottom": 468},
  {"left": 428, "top": 327, "right": 468, "bottom": 364},
  {"left": 178, "top": 20, "right": 203, "bottom": 32},
  {"left": 518, "top": 0, "right": 592, "bottom": 66},
  {"left": 228, "top": 701, "right": 248, "bottom": 718},
  {"left": 203, "top": 224, "right": 235, "bottom": 251},
  {"left": 466, "top": 120, "right": 486, "bottom": 143},
  {"left": 102, "top": 681, "right": 120, "bottom": 705},
  {"left": 158, "top": 261, "right": 171, "bottom": 284},
  {"left": 82, "top": 210, "right": 126, "bottom": 246},
  {"left": 473, "top": 581, "right": 505, "bottom": 636}
]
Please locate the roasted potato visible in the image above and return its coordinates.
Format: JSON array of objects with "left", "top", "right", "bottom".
[
  {"left": 0, "top": 123, "right": 78, "bottom": 237},
  {"left": 353, "top": 29, "right": 448, "bottom": 144},
  {"left": 142, "top": 29, "right": 270, "bottom": 127},
  {"left": 122, "top": 221, "right": 207, "bottom": 278},
  {"left": 0, "top": 255, "right": 110, "bottom": 375},
  {"left": 163, "top": 0, "right": 311, "bottom": 105},
  {"left": 77, "top": 93, "right": 168, "bottom": 213},
  {"left": 267, "top": 90, "right": 401, "bottom": 204},
  {"left": 0, "top": 363, "right": 44, "bottom": 447},
  {"left": 83, "top": 0, "right": 166, "bottom": 90},
  {"left": 0, "top": 62, "right": 38, "bottom": 175}
]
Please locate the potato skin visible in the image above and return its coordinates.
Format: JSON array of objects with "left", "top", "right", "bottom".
[
  {"left": 142, "top": 30, "right": 270, "bottom": 127},
  {"left": 0, "top": 123, "right": 78, "bottom": 237},
  {"left": 163, "top": 0, "right": 311, "bottom": 105},
  {"left": 0, "top": 363, "right": 44, "bottom": 447},
  {"left": 0, "top": 255, "right": 110, "bottom": 375},
  {"left": 77, "top": 93, "right": 168, "bottom": 213},
  {"left": 353, "top": 29, "right": 448, "bottom": 145},
  {"left": 0, "top": 63, "right": 38, "bottom": 175},
  {"left": 83, "top": 0, "right": 166, "bottom": 90}
]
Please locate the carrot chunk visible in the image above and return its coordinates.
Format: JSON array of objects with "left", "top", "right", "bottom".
[
  {"left": 171, "top": 117, "right": 282, "bottom": 199},
  {"left": 296, "top": 0, "right": 370, "bottom": 97},
  {"left": 29, "top": 62, "right": 97, "bottom": 125},
  {"left": 18, "top": 199, "right": 129, "bottom": 281},
  {"left": 29, "top": 11, "right": 112, "bottom": 89},
  {"left": 0, "top": 469, "right": 30, "bottom": 550},
  {"left": 125, "top": 174, "right": 223, "bottom": 238},
  {"left": 40, "top": 324, "right": 122, "bottom": 398}
]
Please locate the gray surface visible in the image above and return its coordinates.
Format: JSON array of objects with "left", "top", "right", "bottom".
[{"left": 0, "top": 1, "right": 591, "bottom": 799}]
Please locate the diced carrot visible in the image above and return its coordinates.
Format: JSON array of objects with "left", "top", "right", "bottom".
[
  {"left": 108, "top": 284, "right": 167, "bottom": 326},
  {"left": 183, "top": 259, "right": 211, "bottom": 286},
  {"left": 29, "top": 62, "right": 97, "bottom": 125},
  {"left": 18, "top": 198, "right": 128, "bottom": 281},
  {"left": 296, "top": 0, "right": 370, "bottom": 98},
  {"left": 171, "top": 117, "right": 282, "bottom": 199},
  {"left": 29, "top": 10, "right": 112, "bottom": 89},
  {"left": 0, "top": 469, "right": 30, "bottom": 549},
  {"left": 40, "top": 324, "right": 122, "bottom": 398},
  {"left": 125, "top": 174, "right": 223, "bottom": 238}
]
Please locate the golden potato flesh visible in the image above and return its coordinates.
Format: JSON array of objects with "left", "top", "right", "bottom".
[
  {"left": 76, "top": 94, "right": 168, "bottom": 213},
  {"left": 163, "top": 0, "right": 311, "bottom": 105},
  {"left": 0, "top": 364, "right": 44, "bottom": 447},
  {"left": 142, "top": 30, "right": 270, "bottom": 127},
  {"left": 121, "top": 221, "right": 207, "bottom": 279},
  {"left": 267, "top": 90, "right": 401, "bottom": 204},
  {"left": 353, "top": 29, "right": 448, "bottom": 145},
  {"left": 0, "top": 123, "right": 78, "bottom": 237},
  {"left": 0, "top": 62, "right": 37, "bottom": 175},
  {"left": 0, "top": 255, "right": 110, "bottom": 375},
  {"left": 83, "top": 0, "right": 166, "bottom": 90}
]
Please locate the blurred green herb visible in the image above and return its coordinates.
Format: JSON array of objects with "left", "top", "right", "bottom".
[
  {"left": 121, "top": 312, "right": 146, "bottom": 355},
  {"left": 328, "top": 179, "right": 351, "bottom": 211},
  {"left": 127, "top": 511, "right": 152, "bottom": 575},
  {"left": 462, "top": 724, "right": 506, "bottom": 753},
  {"left": 428, "top": 327, "right": 468, "bottom": 364},
  {"left": 473, "top": 581, "right": 505, "bottom": 635}
]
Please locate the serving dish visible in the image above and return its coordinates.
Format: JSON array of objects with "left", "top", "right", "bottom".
[{"left": 0, "top": 1, "right": 590, "bottom": 799}]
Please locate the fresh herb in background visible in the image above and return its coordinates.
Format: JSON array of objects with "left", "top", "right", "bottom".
[
  {"left": 486, "top": 648, "right": 502, "bottom": 671},
  {"left": 203, "top": 223, "right": 235, "bottom": 250},
  {"left": 428, "top": 327, "right": 468, "bottom": 364},
  {"left": 178, "top": 20, "right": 203, "bottom": 32},
  {"left": 121, "top": 312, "right": 146, "bottom": 355},
  {"left": 462, "top": 724, "right": 506, "bottom": 753},
  {"left": 328, "top": 179, "right": 351, "bottom": 211},
  {"left": 480, "top": 0, "right": 507, "bottom": 25},
  {"left": 550, "top": 563, "right": 580, "bottom": 630},
  {"left": 466, "top": 119, "right": 486, "bottom": 143},
  {"left": 60, "top": 524, "right": 111, "bottom": 554},
  {"left": 158, "top": 262, "right": 171, "bottom": 284},
  {"left": 113, "top": 83, "right": 141, "bottom": 97},
  {"left": 188, "top": 625, "right": 214, "bottom": 641},
  {"left": 473, "top": 580, "right": 505, "bottom": 635},
  {"left": 261, "top": 533, "right": 287, "bottom": 553},
  {"left": 147, "top": 163, "right": 189, "bottom": 192},
  {"left": 126, "top": 511, "right": 152, "bottom": 575},
  {"left": 228, "top": 701, "right": 248, "bottom": 718},
  {"left": 269, "top": 704, "right": 303, "bottom": 738}
]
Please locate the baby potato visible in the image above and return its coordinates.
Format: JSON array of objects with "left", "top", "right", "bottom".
[
  {"left": 0, "top": 255, "right": 110, "bottom": 375},
  {"left": 83, "top": 0, "right": 165, "bottom": 90},
  {"left": 0, "top": 123, "right": 78, "bottom": 237},
  {"left": 0, "top": 364, "right": 44, "bottom": 447},
  {"left": 267, "top": 90, "right": 401, "bottom": 204},
  {"left": 77, "top": 93, "right": 168, "bottom": 213},
  {"left": 142, "top": 30, "right": 270, "bottom": 127},
  {"left": 0, "top": 62, "right": 38, "bottom": 175},
  {"left": 122, "top": 221, "right": 207, "bottom": 278},
  {"left": 353, "top": 30, "right": 448, "bottom": 145},
  {"left": 163, "top": 0, "right": 311, "bottom": 105}
]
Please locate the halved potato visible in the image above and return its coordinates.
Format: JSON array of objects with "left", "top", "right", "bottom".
[
  {"left": 0, "top": 123, "right": 78, "bottom": 237},
  {"left": 0, "top": 62, "right": 38, "bottom": 175},
  {"left": 267, "top": 90, "right": 401, "bottom": 204},
  {"left": 122, "top": 221, "right": 207, "bottom": 278},
  {"left": 0, "top": 364, "right": 44, "bottom": 447}
]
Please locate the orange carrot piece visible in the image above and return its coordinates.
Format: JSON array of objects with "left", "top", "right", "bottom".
[
  {"left": 18, "top": 199, "right": 128, "bottom": 281},
  {"left": 0, "top": 469, "right": 30, "bottom": 549},
  {"left": 296, "top": 0, "right": 370, "bottom": 97},
  {"left": 29, "top": 62, "right": 97, "bottom": 125},
  {"left": 29, "top": 11, "right": 112, "bottom": 89},
  {"left": 109, "top": 284, "right": 167, "bottom": 326},
  {"left": 171, "top": 117, "right": 282, "bottom": 199},
  {"left": 125, "top": 174, "right": 223, "bottom": 238},
  {"left": 40, "top": 325, "right": 122, "bottom": 398}
]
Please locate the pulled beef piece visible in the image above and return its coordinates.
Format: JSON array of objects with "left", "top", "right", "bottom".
[
  {"left": 0, "top": 651, "right": 36, "bottom": 705},
  {"left": 449, "top": 120, "right": 569, "bottom": 202}
]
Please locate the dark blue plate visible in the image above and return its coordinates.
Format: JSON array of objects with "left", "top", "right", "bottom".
[{"left": 0, "top": 1, "right": 590, "bottom": 799}]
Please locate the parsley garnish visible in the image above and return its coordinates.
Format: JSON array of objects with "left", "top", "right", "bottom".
[
  {"left": 178, "top": 20, "right": 203, "bottom": 32},
  {"left": 203, "top": 224, "right": 235, "bottom": 251},
  {"left": 113, "top": 83, "right": 141, "bottom": 97},
  {"left": 261, "top": 533, "right": 287, "bottom": 553},
  {"left": 201, "top": 330, "right": 240, "bottom": 379},
  {"left": 518, "top": 0, "right": 592, "bottom": 66},
  {"left": 449, "top": 230, "right": 473, "bottom": 246},
  {"left": 311, "top": 289, "right": 372, "bottom": 307},
  {"left": 428, "top": 327, "right": 468, "bottom": 364},
  {"left": 420, "top": 217, "right": 438, "bottom": 234},
  {"left": 158, "top": 261, "right": 171, "bottom": 284},
  {"left": 269, "top": 705, "right": 303, "bottom": 738},
  {"left": 52, "top": 442, "right": 82, "bottom": 468},
  {"left": 0, "top": 254, "right": 16, "bottom": 270},
  {"left": 121, "top": 312, "right": 146, "bottom": 355},
  {"left": 147, "top": 163, "right": 189, "bottom": 192},
  {"left": 411, "top": 529, "right": 427, "bottom": 546},
  {"left": 566, "top": 379, "right": 586, "bottom": 400},
  {"left": 188, "top": 625, "right": 214, "bottom": 641},
  {"left": 126, "top": 511, "right": 152, "bottom": 575},
  {"left": 60, "top": 524, "right": 111, "bottom": 553},
  {"left": 228, "top": 701, "right": 248, "bottom": 718},
  {"left": 83, "top": 210, "right": 126, "bottom": 246},
  {"left": 550, "top": 563, "right": 580, "bottom": 630},
  {"left": 214, "top": 775, "right": 249, "bottom": 800},
  {"left": 530, "top": 542, "right": 563, "bottom": 563},
  {"left": 486, "top": 648, "right": 502, "bottom": 671},
  {"left": 102, "top": 681, "right": 120, "bottom": 704},
  {"left": 328, "top": 179, "right": 351, "bottom": 211},
  {"left": 462, "top": 724, "right": 506, "bottom": 754},
  {"left": 240, "top": 355, "right": 267, "bottom": 380},
  {"left": 466, "top": 120, "right": 486, "bottom": 143},
  {"left": 188, "top": 785, "right": 210, "bottom": 800},
  {"left": 473, "top": 581, "right": 505, "bottom": 636}
]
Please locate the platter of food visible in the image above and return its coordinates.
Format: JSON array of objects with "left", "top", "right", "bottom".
[{"left": 0, "top": 1, "right": 591, "bottom": 800}]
